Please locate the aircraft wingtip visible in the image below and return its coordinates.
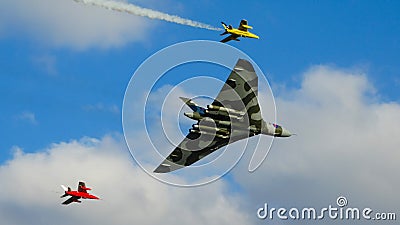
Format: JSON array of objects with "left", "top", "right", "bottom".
[
  {"left": 236, "top": 59, "right": 255, "bottom": 72},
  {"left": 154, "top": 162, "right": 185, "bottom": 173},
  {"left": 153, "top": 163, "right": 171, "bottom": 173}
]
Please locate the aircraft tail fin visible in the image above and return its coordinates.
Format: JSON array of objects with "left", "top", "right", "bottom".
[{"left": 180, "top": 97, "right": 206, "bottom": 115}]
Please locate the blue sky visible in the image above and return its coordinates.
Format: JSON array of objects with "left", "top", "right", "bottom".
[
  {"left": 0, "top": 1, "right": 399, "bottom": 224},
  {"left": 1, "top": 0, "right": 399, "bottom": 154}
]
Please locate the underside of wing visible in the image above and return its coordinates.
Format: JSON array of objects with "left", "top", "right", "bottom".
[
  {"left": 211, "top": 59, "right": 262, "bottom": 129},
  {"left": 62, "top": 196, "right": 78, "bottom": 205},
  {"left": 220, "top": 34, "right": 239, "bottom": 43},
  {"left": 154, "top": 59, "right": 263, "bottom": 173},
  {"left": 154, "top": 132, "right": 229, "bottom": 173}
]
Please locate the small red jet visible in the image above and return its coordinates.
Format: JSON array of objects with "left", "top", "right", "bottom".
[{"left": 60, "top": 181, "right": 100, "bottom": 205}]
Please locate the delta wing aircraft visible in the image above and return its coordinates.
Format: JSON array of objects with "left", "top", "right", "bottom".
[
  {"left": 60, "top": 181, "right": 100, "bottom": 205},
  {"left": 154, "top": 59, "right": 291, "bottom": 173},
  {"left": 220, "top": 19, "right": 259, "bottom": 43}
]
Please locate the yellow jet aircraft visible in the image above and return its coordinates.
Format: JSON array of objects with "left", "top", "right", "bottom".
[{"left": 220, "top": 19, "right": 259, "bottom": 43}]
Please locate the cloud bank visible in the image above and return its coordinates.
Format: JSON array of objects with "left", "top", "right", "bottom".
[
  {"left": 0, "top": 0, "right": 152, "bottom": 49},
  {"left": 1, "top": 64, "right": 398, "bottom": 224},
  {"left": 233, "top": 65, "right": 400, "bottom": 224},
  {"left": 0, "top": 135, "right": 250, "bottom": 225}
]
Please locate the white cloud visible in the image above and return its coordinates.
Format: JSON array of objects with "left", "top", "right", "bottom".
[
  {"left": 4, "top": 64, "right": 399, "bottom": 224},
  {"left": 0, "top": 135, "right": 251, "bottom": 225},
  {"left": 232, "top": 65, "right": 400, "bottom": 224},
  {"left": 16, "top": 111, "right": 38, "bottom": 125},
  {"left": 83, "top": 102, "right": 120, "bottom": 114},
  {"left": 32, "top": 54, "right": 58, "bottom": 76},
  {"left": 0, "top": 0, "right": 153, "bottom": 49}
]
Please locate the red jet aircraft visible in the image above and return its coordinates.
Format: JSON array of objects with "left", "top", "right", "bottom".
[{"left": 60, "top": 181, "right": 100, "bottom": 205}]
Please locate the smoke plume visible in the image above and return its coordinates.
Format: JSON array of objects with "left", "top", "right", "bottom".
[{"left": 74, "top": 0, "right": 222, "bottom": 31}]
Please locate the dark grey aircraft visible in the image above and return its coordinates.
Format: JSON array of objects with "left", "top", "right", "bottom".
[{"left": 154, "top": 59, "right": 291, "bottom": 173}]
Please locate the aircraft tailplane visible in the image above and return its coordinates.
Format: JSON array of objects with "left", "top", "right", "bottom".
[
  {"left": 60, "top": 185, "right": 69, "bottom": 198},
  {"left": 61, "top": 185, "right": 68, "bottom": 192},
  {"left": 221, "top": 22, "right": 233, "bottom": 30},
  {"left": 60, "top": 193, "right": 68, "bottom": 198}
]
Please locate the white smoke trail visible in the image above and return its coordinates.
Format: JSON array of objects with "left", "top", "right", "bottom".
[{"left": 74, "top": 0, "right": 222, "bottom": 31}]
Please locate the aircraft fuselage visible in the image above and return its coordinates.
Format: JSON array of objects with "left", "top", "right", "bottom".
[
  {"left": 226, "top": 29, "right": 259, "bottom": 39},
  {"left": 184, "top": 104, "right": 291, "bottom": 138}
]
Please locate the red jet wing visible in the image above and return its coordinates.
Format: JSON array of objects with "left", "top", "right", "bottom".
[
  {"left": 62, "top": 196, "right": 80, "bottom": 205},
  {"left": 61, "top": 181, "right": 100, "bottom": 205}
]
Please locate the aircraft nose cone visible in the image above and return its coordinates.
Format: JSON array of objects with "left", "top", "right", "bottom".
[{"left": 281, "top": 128, "right": 292, "bottom": 137}]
